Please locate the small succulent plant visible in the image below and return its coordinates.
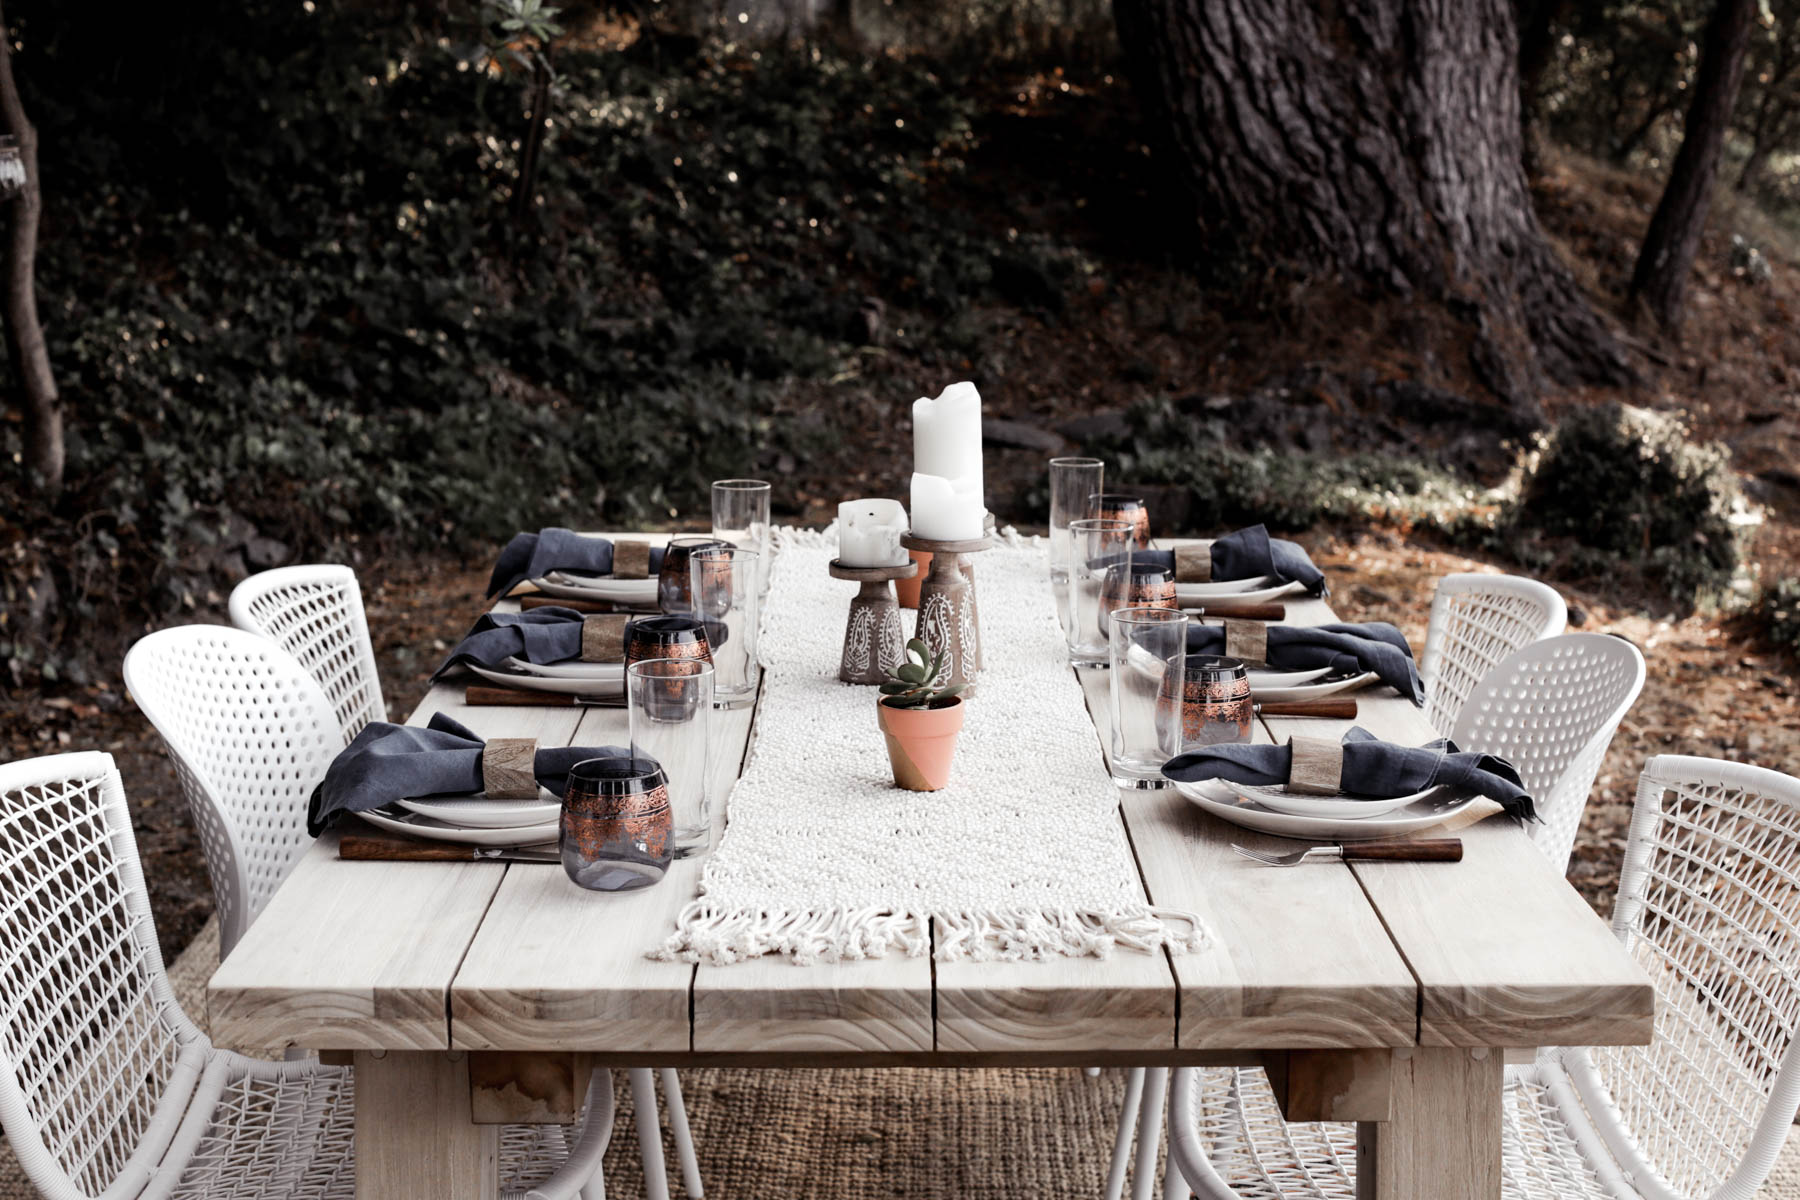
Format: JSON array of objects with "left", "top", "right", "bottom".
[{"left": 879, "top": 638, "right": 965, "bottom": 708}]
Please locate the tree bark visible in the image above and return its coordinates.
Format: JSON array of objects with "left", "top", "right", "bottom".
[
  {"left": 0, "top": 0, "right": 61, "bottom": 496},
  {"left": 1630, "top": 0, "right": 1757, "bottom": 332},
  {"left": 511, "top": 52, "right": 552, "bottom": 228},
  {"left": 1111, "top": 0, "right": 1633, "bottom": 416},
  {"left": 1516, "top": 0, "right": 1563, "bottom": 173}
]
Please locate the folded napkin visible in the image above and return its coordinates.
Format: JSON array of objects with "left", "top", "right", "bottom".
[
  {"left": 487, "top": 528, "right": 668, "bottom": 598},
  {"left": 1188, "top": 621, "right": 1423, "bottom": 705},
  {"left": 1162, "top": 727, "right": 1535, "bottom": 821},
  {"left": 433, "top": 607, "right": 727, "bottom": 680},
  {"left": 1137, "top": 525, "right": 1327, "bottom": 597},
  {"left": 307, "top": 712, "right": 634, "bottom": 835}
]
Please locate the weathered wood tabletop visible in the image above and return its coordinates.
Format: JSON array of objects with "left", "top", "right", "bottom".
[{"left": 207, "top": 534, "right": 1654, "bottom": 1200}]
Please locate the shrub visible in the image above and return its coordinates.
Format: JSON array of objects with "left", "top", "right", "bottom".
[{"left": 1759, "top": 577, "right": 1800, "bottom": 657}]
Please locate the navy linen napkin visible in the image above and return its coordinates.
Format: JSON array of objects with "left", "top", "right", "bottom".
[
  {"left": 432, "top": 608, "right": 729, "bottom": 680},
  {"left": 1136, "top": 525, "right": 1327, "bottom": 597},
  {"left": 1187, "top": 621, "right": 1424, "bottom": 705},
  {"left": 487, "top": 528, "right": 669, "bottom": 598},
  {"left": 307, "top": 712, "right": 633, "bottom": 835},
  {"left": 1162, "top": 727, "right": 1535, "bottom": 821}
]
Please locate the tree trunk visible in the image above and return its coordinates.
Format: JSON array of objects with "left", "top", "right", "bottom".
[
  {"left": 1629, "top": 0, "right": 1757, "bottom": 332},
  {"left": 0, "top": 0, "right": 61, "bottom": 496},
  {"left": 511, "top": 52, "right": 552, "bottom": 228},
  {"left": 1516, "top": 0, "right": 1563, "bottom": 173},
  {"left": 1111, "top": 0, "right": 1633, "bottom": 416}
]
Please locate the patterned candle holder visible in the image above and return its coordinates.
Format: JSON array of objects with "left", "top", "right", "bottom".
[
  {"left": 900, "top": 531, "right": 991, "bottom": 695},
  {"left": 829, "top": 558, "right": 919, "bottom": 685}
]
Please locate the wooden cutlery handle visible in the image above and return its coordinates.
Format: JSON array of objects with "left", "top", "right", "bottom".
[
  {"left": 465, "top": 686, "right": 575, "bottom": 707},
  {"left": 1194, "top": 602, "right": 1286, "bottom": 621},
  {"left": 1257, "top": 699, "right": 1359, "bottom": 718},
  {"left": 520, "top": 595, "right": 616, "bottom": 613},
  {"left": 342, "top": 836, "right": 475, "bottom": 862},
  {"left": 1343, "top": 838, "right": 1463, "bottom": 862}
]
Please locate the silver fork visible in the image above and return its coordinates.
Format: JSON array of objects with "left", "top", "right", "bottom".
[{"left": 1231, "top": 838, "right": 1463, "bottom": 866}]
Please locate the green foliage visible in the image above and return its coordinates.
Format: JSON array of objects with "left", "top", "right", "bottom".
[
  {"left": 879, "top": 638, "right": 964, "bottom": 708},
  {"left": 1757, "top": 576, "right": 1800, "bottom": 656},
  {"left": 1508, "top": 403, "right": 1748, "bottom": 604}
]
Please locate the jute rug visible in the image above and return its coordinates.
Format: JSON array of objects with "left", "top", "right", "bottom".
[{"left": 2, "top": 916, "right": 1796, "bottom": 1197}]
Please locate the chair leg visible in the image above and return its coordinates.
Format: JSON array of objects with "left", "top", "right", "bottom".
[
  {"left": 1085, "top": 1066, "right": 1103, "bottom": 1078},
  {"left": 1131, "top": 1068, "right": 1169, "bottom": 1200},
  {"left": 1104, "top": 1067, "right": 1146, "bottom": 1200},
  {"left": 628, "top": 1068, "right": 671, "bottom": 1200},
  {"left": 579, "top": 1171, "right": 608, "bottom": 1200},
  {"left": 659, "top": 1067, "right": 703, "bottom": 1197}
]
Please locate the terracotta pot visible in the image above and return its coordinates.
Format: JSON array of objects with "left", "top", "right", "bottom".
[
  {"left": 877, "top": 696, "right": 965, "bottom": 791},
  {"left": 894, "top": 548, "right": 932, "bottom": 609}
]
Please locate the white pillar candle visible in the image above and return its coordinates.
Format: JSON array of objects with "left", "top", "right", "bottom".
[
  {"left": 909, "top": 472, "right": 986, "bottom": 541},
  {"left": 910, "top": 381, "right": 986, "bottom": 540},
  {"left": 837, "top": 499, "right": 909, "bottom": 567}
]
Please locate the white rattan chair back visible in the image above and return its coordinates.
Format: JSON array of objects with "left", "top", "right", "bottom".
[
  {"left": 1450, "top": 633, "right": 1645, "bottom": 874},
  {"left": 123, "top": 625, "right": 341, "bottom": 957},
  {"left": 0, "top": 752, "right": 210, "bottom": 1200},
  {"left": 1563, "top": 756, "right": 1800, "bottom": 1200},
  {"left": 229, "top": 564, "right": 385, "bottom": 742},
  {"left": 1420, "top": 572, "right": 1567, "bottom": 738}
]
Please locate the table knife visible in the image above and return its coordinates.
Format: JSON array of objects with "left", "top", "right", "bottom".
[
  {"left": 464, "top": 686, "right": 625, "bottom": 708},
  {"left": 1183, "top": 602, "right": 1286, "bottom": 621},
  {"left": 1231, "top": 838, "right": 1463, "bottom": 867},
  {"left": 1254, "top": 699, "right": 1357, "bottom": 718},
  {"left": 340, "top": 835, "right": 561, "bottom": 864}
]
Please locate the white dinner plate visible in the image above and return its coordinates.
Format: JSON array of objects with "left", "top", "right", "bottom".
[
  {"left": 468, "top": 663, "right": 625, "bottom": 698},
  {"left": 501, "top": 656, "right": 626, "bottom": 681},
  {"left": 1172, "top": 779, "right": 1482, "bottom": 841},
  {"left": 1228, "top": 782, "right": 1436, "bottom": 820},
  {"left": 397, "top": 791, "right": 562, "bottom": 829},
  {"left": 1177, "top": 579, "right": 1309, "bottom": 607},
  {"left": 1245, "top": 666, "right": 1333, "bottom": 688},
  {"left": 1249, "top": 671, "right": 1379, "bottom": 703},
  {"left": 1177, "top": 575, "right": 1278, "bottom": 596},
  {"left": 356, "top": 806, "right": 560, "bottom": 846},
  {"left": 533, "top": 572, "right": 659, "bottom": 607}
]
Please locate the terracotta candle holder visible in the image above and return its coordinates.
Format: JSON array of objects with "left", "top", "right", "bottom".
[
  {"left": 900, "top": 531, "right": 992, "bottom": 695},
  {"left": 829, "top": 558, "right": 919, "bottom": 685}
]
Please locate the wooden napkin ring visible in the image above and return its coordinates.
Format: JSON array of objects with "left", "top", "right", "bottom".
[
  {"left": 482, "top": 737, "right": 539, "bottom": 799},
  {"left": 1174, "top": 544, "right": 1212, "bottom": 582},
  {"left": 1287, "top": 736, "right": 1343, "bottom": 795},
  {"left": 1222, "top": 618, "right": 1267, "bottom": 665},
  {"left": 612, "top": 539, "right": 652, "bottom": 579},
  {"left": 580, "top": 613, "right": 630, "bottom": 662}
]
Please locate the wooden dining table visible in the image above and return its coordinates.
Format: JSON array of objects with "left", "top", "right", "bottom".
[{"left": 207, "top": 534, "right": 1654, "bottom": 1200}]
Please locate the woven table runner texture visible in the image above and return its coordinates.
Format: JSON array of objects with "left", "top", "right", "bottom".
[{"left": 656, "top": 527, "right": 1209, "bottom": 965}]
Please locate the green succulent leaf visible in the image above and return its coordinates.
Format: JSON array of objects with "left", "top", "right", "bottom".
[{"left": 896, "top": 662, "right": 927, "bottom": 684}]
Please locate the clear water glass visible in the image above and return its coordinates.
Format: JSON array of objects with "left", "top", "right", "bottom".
[
  {"left": 689, "top": 544, "right": 760, "bottom": 707},
  {"left": 1049, "top": 457, "right": 1103, "bottom": 631},
  {"left": 1068, "top": 518, "right": 1134, "bottom": 667},
  {"left": 559, "top": 756, "right": 672, "bottom": 892},
  {"left": 711, "top": 478, "right": 773, "bottom": 597},
  {"left": 627, "top": 659, "right": 715, "bottom": 857},
  {"left": 1108, "top": 607, "right": 1188, "bottom": 786}
]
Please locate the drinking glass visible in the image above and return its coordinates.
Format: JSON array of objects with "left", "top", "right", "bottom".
[
  {"left": 690, "top": 544, "right": 760, "bottom": 707},
  {"left": 1108, "top": 607, "right": 1188, "bottom": 786},
  {"left": 1068, "top": 518, "right": 1134, "bottom": 667},
  {"left": 1048, "top": 457, "right": 1104, "bottom": 628},
  {"left": 1161, "top": 655, "right": 1253, "bottom": 752},
  {"left": 559, "top": 756, "right": 672, "bottom": 891},
  {"left": 1087, "top": 492, "right": 1151, "bottom": 549},
  {"left": 659, "top": 536, "right": 730, "bottom": 615},
  {"left": 628, "top": 659, "right": 715, "bottom": 857},
  {"left": 711, "top": 479, "right": 773, "bottom": 597}
]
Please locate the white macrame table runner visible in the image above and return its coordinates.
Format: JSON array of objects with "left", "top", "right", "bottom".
[{"left": 656, "top": 527, "right": 1210, "bottom": 966}]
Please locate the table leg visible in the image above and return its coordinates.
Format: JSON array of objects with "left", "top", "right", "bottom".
[
  {"left": 355, "top": 1050, "right": 498, "bottom": 1200},
  {"left": 1355, "top": 1048, "right": 1501, "bottom": 1200}
]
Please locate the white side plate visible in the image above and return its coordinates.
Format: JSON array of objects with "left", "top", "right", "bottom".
[
  {"left": 1177, "top": 578, "right": 1308, "bottom": 607},
  {"left": 357, "top": 806, "right": 560, "bottom": 846},
  {"left": 468, "top": 663, "right": 625, "bottom": 698},
  {"left": 534, "top": 572, "right": 660, "bottom": 606},
  {"left": 397, "top": 791, "right": 563, "bottom": 829},
  {"left": 1249, "top": 671, "right": 1378, "bottom": 703},
  {"left": 501, "top": 656, "right": 626, "bottom": 681},
  {"left": 1245, "top": 666, "right": 1332, "bottom": 688},
  {"left": 1172, "top": 779, "right": 1483, "bottom": 841},
  {"left": 1229, "top": 782, "right": 1438, "bottom": 820}
]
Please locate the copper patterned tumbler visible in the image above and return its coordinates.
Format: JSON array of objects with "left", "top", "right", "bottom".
[
  {"left": 658, "top": 536, "right": 730, "bottom": 614},
  {"left": 1099, "top": 561, "right": 1177, "bottom": 641},
  {"left": 1157, "top": 655, "right": 1253, "bottom": 751},
  {"left": 560, "top": 756, "right": 672, "bottom": 892},
  {"left": 1087, "top": 492, "right": 1151, "bottom": 549}
]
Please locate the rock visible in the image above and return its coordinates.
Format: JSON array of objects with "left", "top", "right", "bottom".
[
  {"left": 981, "top": 417, "right": 1067, "bottom": 454},
  {"left": 1567, "top": 606, "right": 1589, "bottom": 627},
  {"left": 244, "top": 536, "right": 290, "bottom": 570}
]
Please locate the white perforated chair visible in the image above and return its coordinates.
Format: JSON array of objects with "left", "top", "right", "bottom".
[
  {"left": 229, "top": 565, "right": 386, "bottom": 742},
  {"left": 1165, "top": 754, "right": 1800, "bottom": 1200},
  {"left": 1420, "top": 573, "right": 1567, "bottom": 738},
  {"left": 0, "top": 751, "right": 616, "bottom": 1200},
  {"left": 123, "top": 625, "right": 343, "bottom": 958},
  {"left": 1451, "top": 632, "right": 1646, "bottom": 874}
]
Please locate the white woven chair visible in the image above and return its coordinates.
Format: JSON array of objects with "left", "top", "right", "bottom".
[
  {"left": 1165, "top": 754, "right": 1800, "bottom": 1200},
  {"left": 1451, "top": 632, "right": 1646, "bottom": 874},
  {"left": 0, "top": 751, "right": 615, "bottom": 1200},
  {"left": 1419, "top": 573, "right": 1567, "bottom": 738},
  {"left": 229, "top": 565, "right": 386, "bottom": 742}
]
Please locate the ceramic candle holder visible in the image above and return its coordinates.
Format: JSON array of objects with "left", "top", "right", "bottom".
[
  {"left": 1088, "top": 493, "right": 1151, "bottom": 549},
  {"left": 829, "top": 559, "right": 919, "bottom": 685},
  {"left": 901, "top": 531, "right": 991, "bottom": 695}
]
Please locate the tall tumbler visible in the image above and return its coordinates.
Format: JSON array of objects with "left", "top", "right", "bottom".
[
  {"left": 1048, "top": 457, "right": 1104, "bottom": 632},
  {"left": 627, "top": 659, "right": 715, "bottom": 857},
  {"left": 690, "top": 544, "right": 760, "bottom": 707},
  {"left": 711, "top": 478, "right": 773, "bottom": 598},
  {"left": 1108, "top": 607, "right": 1188, "bottom": 786},
  {"left": 1068, "top": 518, "right": 1134, "bottom": 667}
]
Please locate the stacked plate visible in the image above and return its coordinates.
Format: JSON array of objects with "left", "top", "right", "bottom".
[
  {"left": 357, "top": 788, "right": 562, "bottom": 846},
  {"left": 1172, "top": 778, "right": 1481, "bottom": 841},
  {"left": 1176, "top": 574, "right": 1309, "bottom": 606},
  {"left": 1246, "top": 667, "right": 1378, "bottom": 703},
  {"left": 468, "top": 656, "right": 625, "bottom": 700},
  {"left": 531, "top": 571, "right": 659, "bottom": 608}
]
